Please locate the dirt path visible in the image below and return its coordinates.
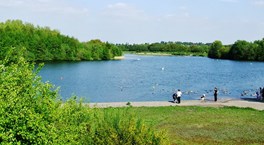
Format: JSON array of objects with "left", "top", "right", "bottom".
[{"left": 89, "top": 99, "right": 264, "bottom": 110}]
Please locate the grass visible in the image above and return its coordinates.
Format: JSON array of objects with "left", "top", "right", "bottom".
[{"left": 102, "top": 106, "right": 264, "bottom": 145}]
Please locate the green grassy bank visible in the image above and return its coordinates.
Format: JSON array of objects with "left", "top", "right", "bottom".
[{"left": 102, "top": 106, "right": 264, "bottom": 145}]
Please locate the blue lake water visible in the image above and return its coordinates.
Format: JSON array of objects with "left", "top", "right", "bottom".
[{"left": 39, "top": 54, "right": 264, "bottom": 102}]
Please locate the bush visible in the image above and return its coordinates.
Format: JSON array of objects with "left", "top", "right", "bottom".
[
  {"left": 54, "top": 98, "right": 169, "bottom": 145},
  {"left": 0, "top": 49, "right": 60, "bottom": 144},
  {"left": 0, "top": 49, "right": 169, "bottom": 144}
]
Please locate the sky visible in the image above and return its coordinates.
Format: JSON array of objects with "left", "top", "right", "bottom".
[{"left": 0, "top": 0, "right": 264, "bottom": 44}]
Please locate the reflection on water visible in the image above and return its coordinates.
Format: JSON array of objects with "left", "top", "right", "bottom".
[{"left": 39, "top": 54, "right": 264, "bottom": 102}]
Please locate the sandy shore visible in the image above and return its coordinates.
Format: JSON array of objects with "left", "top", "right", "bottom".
[
  {"left": 113, "top": 56, "right": 125, "bottom": 60},
  {"left": 89, "top": 99, "right": 264, "bottom": 110}
]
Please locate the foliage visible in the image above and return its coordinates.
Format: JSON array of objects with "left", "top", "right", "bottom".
[
  {"left": 0, "top": 49, "right": 60, "bottom": 144},
  {"left": 0, "top": 52, "right": 167, "bottom": 144},
  {"left": 53, "top": 98, "right": 169, "bottom": 145},
  {"left": 209, "top": 38, "right": 264, "bottom": 61},
  {"left": 116, "top": 41, "right": 210, "bottom": 56},
  {"left": 230, "top": 40, "right": 256, "bottom": 61},
  {"left": 208, "top": 40, "right": 223, "bottom": 58},
  {"left": 83, "top": 40, "right": 122, "bottom": 61},
  {"left": 0, "top": 20, "right": 122, "bottom": 61}
]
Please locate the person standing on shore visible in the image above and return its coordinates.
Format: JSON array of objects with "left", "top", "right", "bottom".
[
  {"left": 261, "top": 87, "right": 264, "bottom": 100},
  {"left": 176, "top": 89, "right": 182, "bottom": 104},
  {"left": 214, "top": 87, "right": 218, "bottom": 102},
  {"left": 256, "top": 91, "right": 260, "bottom": 100},
  {"left": 260, "top": 87, "right": 262, "bottom": 96}
]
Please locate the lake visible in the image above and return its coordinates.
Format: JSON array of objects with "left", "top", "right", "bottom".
[{"left": 39, "top": 54, "right": 264, "bottom": 102}]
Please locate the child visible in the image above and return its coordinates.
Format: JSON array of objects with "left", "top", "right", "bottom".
[
  {"left": 172, "top": 93, "right": 177, "bottom": 103},
  {"left": 201, "top": 94, "right": 206, "bottom": 102}
]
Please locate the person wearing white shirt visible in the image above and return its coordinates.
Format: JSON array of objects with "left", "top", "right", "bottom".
[{"left": 176, "top": 89, "right": 182, "bottom": 104}]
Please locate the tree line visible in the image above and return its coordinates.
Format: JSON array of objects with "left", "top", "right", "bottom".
[
  {"left": 116, "top": 41, "right": 210, "bottom": 56},
  {"left": 117, "top": 38, "right": 264, "bottom": 61},
  {"left": 0, "top": 20, "right": 122, "bottom": 61},
  {"left": 208, "top": 39, "right": 264, "bottom": 61}
]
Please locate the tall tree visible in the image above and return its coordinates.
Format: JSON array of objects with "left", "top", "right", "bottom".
[
  {"left": 229, "top": 40, "right": 251, "bottom": 60},
  {"left": 208, "top": 40, "right": 223, "bottom": 58}
]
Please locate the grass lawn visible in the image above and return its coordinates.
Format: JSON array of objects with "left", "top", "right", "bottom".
[{"left": 103, "top": 106, "right": 264, "bottom": 145}]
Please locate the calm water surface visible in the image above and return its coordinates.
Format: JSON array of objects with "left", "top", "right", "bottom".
[{"left": 39, "top": 54, "right": 264, "bottom": 102}]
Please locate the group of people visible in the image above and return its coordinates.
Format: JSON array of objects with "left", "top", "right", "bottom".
[
  {"left": 172, "top": 87, "right": 219, "bottom": 104},
  {"left": 256, "top": 87, "right": 264, "bottom": 101},
  {"left": 172, "top": 89, "right": 182, "bottom": 104},
  {"left": 173, "top": 87, "right": 264, "bottom": 103}
]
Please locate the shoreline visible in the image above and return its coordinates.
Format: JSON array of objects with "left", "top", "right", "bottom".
[
  {"left": 88, "top": 99, "right": 264, "bottom": 110},
  {"left": 113, "top": 56, "right": 125, "bottom": 60},
  {"left": 126, "top": 51, "right": 207, "bottom": 57}
]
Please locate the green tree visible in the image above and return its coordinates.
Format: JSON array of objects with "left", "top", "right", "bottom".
[
  {"left": 229, "top": 40, "right": 253, "bottom": 60},
  {"left": 254, "top": 38, "right": 264, "bottom": 61},
  {"left": 208, "top": 40, "right": 223, "bottom": 58},
  {"left": 219, "top": 46, "right": 231, "bottom": 59}
]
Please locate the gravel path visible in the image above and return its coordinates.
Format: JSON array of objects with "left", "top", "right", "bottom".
[{"left": 89, "top": 99, "right": 264, "bottom": 110}]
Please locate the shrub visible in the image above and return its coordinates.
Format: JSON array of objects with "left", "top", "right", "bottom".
[
  {"left": 0, "top": 48, "right": 169, "bottom": 144},
  {"left": 54, "top": 98, "right": 169, "bottom": 145},
  {"left": 0, "top": 49, "right": 60, "bottom": 144}
]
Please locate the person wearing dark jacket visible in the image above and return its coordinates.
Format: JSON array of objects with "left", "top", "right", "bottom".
[{"left": 214, "top": 87, "right": 218, "bottom": 102}]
